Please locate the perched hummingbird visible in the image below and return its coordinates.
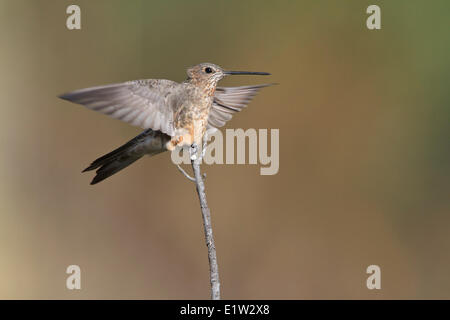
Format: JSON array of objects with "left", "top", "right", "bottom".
[{"left": 59, "top": 63, "right": 272, "bottom": 184}]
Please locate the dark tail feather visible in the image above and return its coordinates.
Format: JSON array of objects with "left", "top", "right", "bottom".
[
  {"left": 82, "top": 130, "right": 151, "bottom": 173},
  {"left": 88, "top": 154, "right": 143, "bottom": 185},
  {"left": 83, "top": 129, "right": 169, "bottom": 185}
]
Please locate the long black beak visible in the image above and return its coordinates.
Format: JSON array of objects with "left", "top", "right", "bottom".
[{"left": 224, "top": 70, "right": 270, "bottom": 76}]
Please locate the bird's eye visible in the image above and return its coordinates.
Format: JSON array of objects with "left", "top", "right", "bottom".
[{"left": 204, "top": 67, "right": 213, "bottom": 74}]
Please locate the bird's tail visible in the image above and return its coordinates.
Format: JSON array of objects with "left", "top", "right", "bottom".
[{"left": 83, "top": 129, "right": 170, "bottom": 185}]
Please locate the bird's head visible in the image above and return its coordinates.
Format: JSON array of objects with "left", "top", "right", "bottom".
[{"left": 186, "top": 63, "right": 270, "bottom": 89}]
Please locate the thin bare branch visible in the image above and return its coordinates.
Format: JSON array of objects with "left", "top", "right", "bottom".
[
  {"left": 176, "top": 164, "right": 195, "bottom": 182},
  {"left": 190, "top": 143, "right": 221, "bottom": 300}
]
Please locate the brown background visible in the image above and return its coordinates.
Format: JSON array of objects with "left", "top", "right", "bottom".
[{"left": 0, "top": 0, "right": 448, "bottom": 299}]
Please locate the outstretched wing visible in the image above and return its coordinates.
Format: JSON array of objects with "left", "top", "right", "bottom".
[
  {"left": 208, "top": 84, "right": 273, "bottom": 129},
  {"left": 59, "top": 79, "right": 179, "bottom": 136}
]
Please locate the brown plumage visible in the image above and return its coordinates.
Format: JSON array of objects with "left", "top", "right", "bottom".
[{"left": 59, "top": 63, "right": 272, "bottom": 184}]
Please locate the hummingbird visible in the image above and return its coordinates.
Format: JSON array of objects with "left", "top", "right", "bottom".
[{"left": 59, "top": 63, "right": 272, "bottom": 184}]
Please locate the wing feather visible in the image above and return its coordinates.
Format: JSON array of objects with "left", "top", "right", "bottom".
[
  {"left": 59, "top": 79, "right": 179, "bottom": 136},
  {"left": 208, "top": 84, "right": 273, "bottom": 129}
]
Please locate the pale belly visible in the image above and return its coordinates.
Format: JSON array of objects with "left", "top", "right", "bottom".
[{"left": 166, "top": 112, "right": 209, "bottom": 151}]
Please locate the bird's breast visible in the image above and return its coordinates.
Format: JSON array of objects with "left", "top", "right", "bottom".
[{"left": 169, "top": 95, "right": 213, "bottom": 149}]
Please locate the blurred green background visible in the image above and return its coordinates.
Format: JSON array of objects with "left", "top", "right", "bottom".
[{"left": 0, "top": 0, "right": 448, "bottom": 299}]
